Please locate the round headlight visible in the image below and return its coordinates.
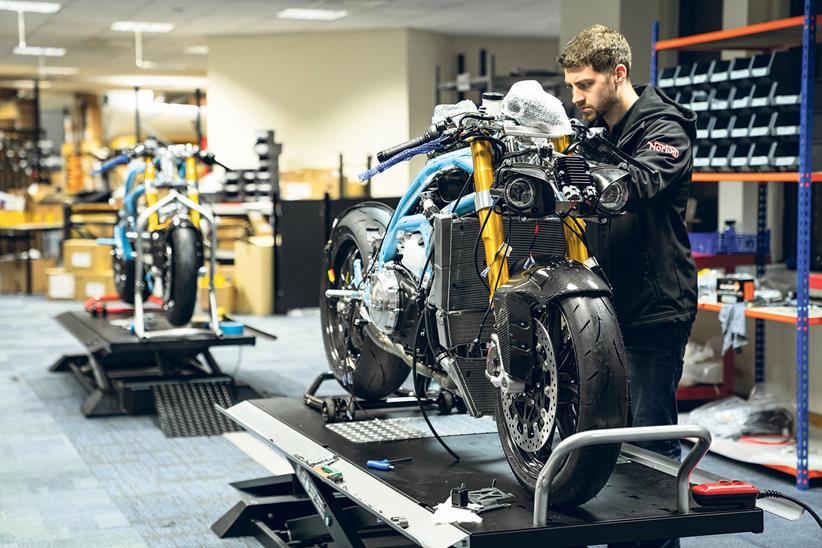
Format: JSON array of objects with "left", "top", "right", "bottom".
[
  {"left": 598, "top": 180, "right": 628, "bottom": 212},
  {"left": 504, "top": 177, "right": 537, "bottom": 211}
]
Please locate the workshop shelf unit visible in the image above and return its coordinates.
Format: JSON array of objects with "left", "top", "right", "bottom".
[{"left": 652, "top": 2, "right": 818, "bottom": 490}]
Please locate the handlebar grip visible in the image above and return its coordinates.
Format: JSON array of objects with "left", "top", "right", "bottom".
[
  {"left": 93, "top": 154, "right": 130, "bottom": 175},
  {"left": 376, "top": 121, "right": 448, "bottom": 163}
]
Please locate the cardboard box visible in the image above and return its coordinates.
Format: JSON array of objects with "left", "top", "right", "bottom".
[
  {"left": 74, "top": 270, "right": 115, "bottom": 299},
  {"left": 31, "top": 257, "right": 57, "bottom": 294},
  {"left": 46, "top": 267, "right": 75, "bottom": 300},
  {"left": 63, "top": 239, "right": 112, "bottom": 273},
  {"left": 0, "top": 257, "right": 24, "bottom": 293},
  {"left": 234, "top": 237, "right": 273, "bottom": 315},
  {"left": 0, "top": 257, "right": 57, "bottom": 293},
  {"left": 280, "top": 168, "right": 366, "bottom": 201},
  {"left": 198, "top": 284, "right": 235, "bottom": 314},
  {"left": 198, "top": 265, "right": 235, "bottom": 314},
  {"left": 717, "top": 276, "right": 755, "bottom": 303}
]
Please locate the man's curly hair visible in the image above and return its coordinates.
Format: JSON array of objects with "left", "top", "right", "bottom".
[{"left": 557, "top": 24, "right": 632, "bottom": 77}]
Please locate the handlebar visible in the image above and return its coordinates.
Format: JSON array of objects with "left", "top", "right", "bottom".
[
  {"left": 93, "top": 143, "right": 232, "bottom": 177},
  {"left": 92, "top": 154, "right": 130, "bottom": 175},
  {"left": 376, "top": 120, "right": 450, "bottom": 162}
]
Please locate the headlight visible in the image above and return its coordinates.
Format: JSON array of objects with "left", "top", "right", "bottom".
[
  {"left": 504, "top": 177, "right": 537, "bottom": 211},
  {"left": 598, "top": 180, "right": 628, "bottom": 212}
]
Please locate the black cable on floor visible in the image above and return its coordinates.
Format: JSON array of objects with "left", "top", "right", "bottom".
[
  {"left": 412, "top": 316, "right": 459, "bottom": 463},
  {"left": 758, "top": 490, "right": 822, "bottom": 531}
]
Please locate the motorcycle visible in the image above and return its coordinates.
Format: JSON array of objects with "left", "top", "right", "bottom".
[
  {"left": 94, "top": 139, "right": 224, "bottom": 338},
  {"left": 319, "top": 81, "right": 634, "bottom": 507}
]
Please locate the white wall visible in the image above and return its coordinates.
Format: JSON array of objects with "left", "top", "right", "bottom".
[
  {"left": 207, "top": 29, "right": 412, "bottom": 196},
  {"left": 209, "top": 29, "right": 561, "bottom": 197}
]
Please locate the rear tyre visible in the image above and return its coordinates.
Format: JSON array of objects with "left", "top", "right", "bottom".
[
  {"left": 113, "top": 254, "right": 150, "bottom": 305},
  {"left": 165, "top": 228, "right": 201, "bottom": 326},
  {"left": 319, "top": 203, "right": 409, "bottom": 401},
  {"left": 495, "top": 294, "right": 627, "bottom": 507}
]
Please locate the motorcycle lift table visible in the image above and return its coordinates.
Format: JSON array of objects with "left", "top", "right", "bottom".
[
  {"left": 50, "top": 311, "right": 256, "bottom": 419},
  {"left": 213, "top": 397, "right": 766, "bottom": 547}
]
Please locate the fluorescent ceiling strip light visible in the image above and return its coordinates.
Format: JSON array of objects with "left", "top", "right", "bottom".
[
  {"left": 111, "top": 21, "right": 174, "bottom": 33},
  {"left": 14, "top": 45, "right": 65, "bottom": 56},
  {"left": 39, "top": 65, "right": 78, "bottom": 75},
  {"left": 0, "top": 1, "right": 60, "bottom": 13},
  {"left": 277, "top": 8, "right": 348, "bottom": 21},
  {"left": 183, "top": 45, "right": 208, "bottom": 55}
]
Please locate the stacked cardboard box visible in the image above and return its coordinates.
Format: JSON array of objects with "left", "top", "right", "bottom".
[
  {"left": 49, "top": 239, "right": 115, "bottom": 300},
  {"left": 198, "top": 265, "right": 235, "bottom": 315},
  {"left": 234, "top": 236, "right": 273, "bottom": 315},
  {"left": 0, "top": 256, "right": 56, "bottom": 294}
]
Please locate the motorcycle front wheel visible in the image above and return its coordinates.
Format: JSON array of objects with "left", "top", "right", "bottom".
[
  {"left": 164, "top": 227, "right": 200, "bottom": 326},
  {"left": 495, "top": 294, "right": 627, "bottom": 507}
]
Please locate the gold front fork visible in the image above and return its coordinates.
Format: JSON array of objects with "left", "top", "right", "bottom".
[
  {"left": 563, "top": 219, "right": 589, "bottom": 262},
  {"left": 185, "top": 156, "right": 200, "bottom": 228},
  {"left": 144, "top": 158, "right": 159, "bottom": 231},
  {"left": 550, "top": 135, "right": 590, "bottom": 263},
  {"left": 471, "top": 140, "right": 509, "bottom": 300}
]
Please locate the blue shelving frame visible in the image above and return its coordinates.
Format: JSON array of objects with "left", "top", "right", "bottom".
[
  {"left": 650, "top": 1, "right": 816, "bottom": 490},
  {"left": 795, "top": 0, "right": 815, "bottom": 491}
]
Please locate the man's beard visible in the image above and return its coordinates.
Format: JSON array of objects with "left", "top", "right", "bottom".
[{"left": 582, "top": 81, "right": 618, "bottom": 122}]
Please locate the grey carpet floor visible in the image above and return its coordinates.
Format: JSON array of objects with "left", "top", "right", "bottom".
[{"left": 0, "top": 295, "right": 819, "bottom": 547}]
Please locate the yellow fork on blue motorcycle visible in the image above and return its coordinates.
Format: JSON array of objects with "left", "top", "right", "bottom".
[
  {"left": 185, "top": 156, "right": 200, "bottom": 228},
  {"left": 550, "top": 135, "right": 590, "bottom": 263},
  {"left": 471, "top": 140, "right": 509, "bottom": 300},
  {"left": 144, "top": 158, "right": 159, "bottom": 231}
]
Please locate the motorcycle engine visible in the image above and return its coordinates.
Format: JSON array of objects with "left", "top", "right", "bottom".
[{"left": 368, "top": 263, "right": 419, "bottom": 335}]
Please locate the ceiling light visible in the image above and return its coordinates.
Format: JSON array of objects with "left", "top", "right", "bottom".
[
  {"left": 14, "top": 45, "right": 65, "bottom": 56},
  {"left": 111, "top": 21, "right": 174, "bottom": 33},
  {"left": 277, "top": 8, "right": 348, "bottom": 21},
  {"left": 0, "top": 1, "right": 60, "bottom": 13},
  {"left": 183, "top": 45, "right": 208, "bottom": 55},
  {"left": 39, "top": 65, "right": 78, "bottom": 75}
]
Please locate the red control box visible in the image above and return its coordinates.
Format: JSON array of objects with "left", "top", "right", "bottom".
[{"left": 692, "top": 480, "right": 759, "bottom": 508}]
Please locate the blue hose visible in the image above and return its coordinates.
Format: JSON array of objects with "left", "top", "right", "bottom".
[{"left": 92, "top": 154, "right": 130, "bottom": 175}]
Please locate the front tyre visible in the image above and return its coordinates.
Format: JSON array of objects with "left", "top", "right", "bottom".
[
  {"left": 495, "top": 294, "right": 627, "bottom": 507},
  {"left": 165, "top": 228, "right": 201, "bottom": 326}
]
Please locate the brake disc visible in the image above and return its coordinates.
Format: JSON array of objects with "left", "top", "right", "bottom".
[{"left": 502, "top": 318, "right": 558, "bottom": 453}]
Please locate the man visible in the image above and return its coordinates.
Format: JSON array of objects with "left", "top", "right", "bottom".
[{"left": 558, "top": 24, "right": 698, "bottom": 465}]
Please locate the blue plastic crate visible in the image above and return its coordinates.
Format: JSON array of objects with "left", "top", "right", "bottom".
[{"left": 688, "top": 230, "right": 770, "bottom": 255}]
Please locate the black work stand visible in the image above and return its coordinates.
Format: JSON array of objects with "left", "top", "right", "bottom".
[
  {"left": 51, "top": 311, "right": 256, "bottom": 417},
  {"left": 214, "top": 398, "right": 763, "bottom": 547}
]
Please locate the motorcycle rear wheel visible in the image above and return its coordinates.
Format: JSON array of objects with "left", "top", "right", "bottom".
[
  {"left": 495, "top": 294, "right": 627, "bottom": 507},
  {"left": 319, "top": 204, "right": 409, "bottom": 401},
  {"left": 113, "top": 254, "right": 151, "bottom": 305}
]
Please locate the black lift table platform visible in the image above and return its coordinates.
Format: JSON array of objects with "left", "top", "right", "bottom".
[
  {"left": 216, "top": 397, "right": 764, "bottom": 547},
  {"left": 51, "top": 311, "right": 256, "bottom": 417}
]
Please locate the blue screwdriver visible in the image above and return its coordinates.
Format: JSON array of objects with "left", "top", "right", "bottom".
[{"left": 366, "top": 457, "right": 412, "bottom": 471}]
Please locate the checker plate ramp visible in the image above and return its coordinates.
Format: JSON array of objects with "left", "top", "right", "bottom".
[
  {"left": 326, "top": 413, "right": 497, "bottom": 443},
  {"left": 153, "top": 380, "right": 243, "bottom": 437}
]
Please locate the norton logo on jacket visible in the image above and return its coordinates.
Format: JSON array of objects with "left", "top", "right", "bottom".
[{"left": 647, "top": 140, "right": 680, "bottom": 158}]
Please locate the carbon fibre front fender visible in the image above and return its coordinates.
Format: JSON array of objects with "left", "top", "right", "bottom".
[{"left": 492, "top": 258, "right": 612, "bottom": 383}]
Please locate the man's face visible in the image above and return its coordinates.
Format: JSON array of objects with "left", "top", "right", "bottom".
[{"left": 563, "top": 65, "right": 619, "bottom": 123}]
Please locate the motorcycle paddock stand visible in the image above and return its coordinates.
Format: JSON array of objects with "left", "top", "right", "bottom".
[{"left": 303, "top": 371, "right": 463, "bottom": 423}]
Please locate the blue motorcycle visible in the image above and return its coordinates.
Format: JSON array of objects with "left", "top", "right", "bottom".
[
  {"left": 320, "top": 82, "right": 632, "bottom": 506},
  {"left": 94, "top": 140, "right": 223, "bottom": 338}
]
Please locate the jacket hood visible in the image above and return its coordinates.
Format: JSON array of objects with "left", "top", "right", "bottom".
[{"left": 612, "top": 85, "right": 697, "bottom": 141}]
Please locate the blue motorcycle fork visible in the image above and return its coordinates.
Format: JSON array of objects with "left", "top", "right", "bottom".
[{"left": 471, "top": 140, "right": 508, "bottom": 299}]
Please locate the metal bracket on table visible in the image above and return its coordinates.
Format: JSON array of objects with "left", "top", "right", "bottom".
[
  {"left": 533, "top": 424, "right": 712, "bottom": 526},
  {"left": 133, "top": 190, "right": 222, "bottom": 341}
]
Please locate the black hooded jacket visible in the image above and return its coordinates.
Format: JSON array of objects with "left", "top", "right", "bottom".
[{"left": 586, "top": 85, "right": 698, "bottom": 338}]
